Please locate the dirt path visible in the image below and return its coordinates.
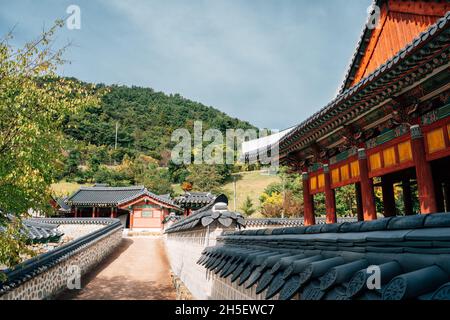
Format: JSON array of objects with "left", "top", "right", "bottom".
[{"left": 57, "top": 237, "right": 176, "bottom": 300}]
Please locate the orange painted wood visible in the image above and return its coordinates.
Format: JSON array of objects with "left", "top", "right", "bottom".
[
  {"left": 411, "top": 129, "right": 437, "bottom": 214},
  {"left": 303, "top": 174, "right": 316, "bottom": 226},
  {"left": 118, "top": 194, "right": 178, "bottom": 211},
  {"left": 423, "top": 117, "right": 450, "bottom": 161},
  {"left": 358, "top": 153, "right": 377, "bottom": 221},
  {"left": 351, "top": 1, "right": 449, "bottom": 86},
  {"left": 324, "top": 168, "right": 337, "bottom": 224}
]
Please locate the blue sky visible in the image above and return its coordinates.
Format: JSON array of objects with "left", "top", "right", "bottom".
[{"left": 0, "top": 0, "right": 371, "bottom": 129}]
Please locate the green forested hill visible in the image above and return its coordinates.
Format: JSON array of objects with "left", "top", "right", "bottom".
[
  {"left": 58, "top": 83, "right": 256, "bottom": 188},
  {"left": 63, "top": 84, "right": 255, "bottom": 163}
]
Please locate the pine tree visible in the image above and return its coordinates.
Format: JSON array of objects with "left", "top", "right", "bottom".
[{"left": 240, "top": 196, "right": 256, "bottom": 216}]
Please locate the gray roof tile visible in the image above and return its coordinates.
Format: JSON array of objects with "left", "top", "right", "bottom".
[
  {"left": 198, "top": 212, "right": 450, "bottom": 300},
  {"left": 66, "top": 185, "right": 178, "bottom": 209}
]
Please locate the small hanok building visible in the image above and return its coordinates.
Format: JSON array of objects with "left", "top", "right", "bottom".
[
  {"left": 65, "top": 185, "right": 180, "bottom": 232},
  {"left": 174, "top": 192, "right": 217, "bottom": 216},
  {"left": 246, "top": 0, "right": 450, "bottom": 225}
]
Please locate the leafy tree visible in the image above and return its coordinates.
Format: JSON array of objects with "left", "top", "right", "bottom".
[
  {"left": 186, "top": 164, "right": 223, "bottom": 193},
  {"left": 258, "top": 167, "right": 303, "bottom": 217},
  {"left": 181, "top": 181, "right": 193, "bottom": 192},
  {"left": 240, "top": 196, "right": 256, "bottom": 216},
  {"left": 136, "top": 163, "right": 173, "bottom": 195},
  {"left": 0, "top": 21, "right": 99, "bottom": 268},
  {"left": 62, "top": 85, "right": 256, "bottom": 171},
  {"left": 260, "top": 192, "right": 283, "bottom": 218}
]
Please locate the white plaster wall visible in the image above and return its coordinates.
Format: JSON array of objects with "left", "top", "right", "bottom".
[{"left": 165, "top": 225, "right": 233, "bottom": 300}]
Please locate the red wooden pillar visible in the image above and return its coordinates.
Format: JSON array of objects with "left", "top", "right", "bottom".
[
  {"left": 410, "top": 125, "right": 437, "bottom": 214},
  {"left": 130, "top": 211, "right": 134, "bottom": 230},
  {"left": 110, "top": 207, "right": 114, "bottom": 218},
  {"left": 358, "top": 148, "right": 377, "bottom": 220},
  {"left": 92, "top": 207, "right": 96, "bottom": 218},
  {"left": 323, "top": 164, "right": 337, "bottom": 224},
  {"left": 73, "top": 207, "right": 77, "bottom": 218},
  {"left": 302, "top": 172, "right": 315, "bottom": 226},
  {"left": 381, "top": 176, "right": 396, "bottom": 217}
]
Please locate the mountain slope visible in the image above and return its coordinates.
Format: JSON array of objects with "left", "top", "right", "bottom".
[{"left": 63, "top": 84, "right": 256, "bottom": 164}]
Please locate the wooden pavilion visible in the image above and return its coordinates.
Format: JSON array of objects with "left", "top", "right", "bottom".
[{"left": 247, "top": 0, "right": 450, "bottom": 225}]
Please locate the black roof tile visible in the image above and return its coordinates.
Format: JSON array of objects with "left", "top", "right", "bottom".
[
  {"left": 174, "top": 192, "right": 216, "bottom": 207},
  {"left": 198, "top": 212, "right": 450, "bottom": 300},
  {"left": 66, "top": 185, "right": 178, "bottom": 209},
  {"left": 165, "top": 194, "right": 244, "bottom": 233}
]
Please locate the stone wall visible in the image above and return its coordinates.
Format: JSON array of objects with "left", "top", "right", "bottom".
[{"left": 0, "top": 219, "right": 122, "bottom": 300}]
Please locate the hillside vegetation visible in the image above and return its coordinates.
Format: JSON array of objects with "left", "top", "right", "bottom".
[
  {"left": 223, "top": 171, "right": 281, "bottom": 215},
  {"left": 63, "top": 84, "right": 255, "bottom": 168}
]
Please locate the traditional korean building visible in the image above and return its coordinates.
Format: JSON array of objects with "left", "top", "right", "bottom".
[
  {"left": 65, "top": 185, "right": 181, "bottom": 231},
  {"left": 247, "top": 0, "right": 450, "bottom": 225}
]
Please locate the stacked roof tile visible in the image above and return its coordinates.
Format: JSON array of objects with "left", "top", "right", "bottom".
[
  {"left": 245, "top": 217, "right": 357, "bottom": 228},
  {"left": 174, "top": 192, "right": 216, "bottom": 208},
  {"left": 0, "top": 215, "right": 63, "bottom": 244},
  {"left": 165, "top": 194, "right": 245, "bottom": 233},
  {"left": 198, "top": 213, "right": 450, "bottom": 300}
]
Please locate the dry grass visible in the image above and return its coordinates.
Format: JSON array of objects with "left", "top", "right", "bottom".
[
  {"left": 51, "top": 181, "right": 91, "bottom": 197},
  {"left": 223, "top": 170, "right": 280, "bottom": 214}
]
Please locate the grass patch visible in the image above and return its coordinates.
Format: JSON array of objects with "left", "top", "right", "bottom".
[
  {"left": 51, "top": 181, "right": 91, "bottom": 197},
  {"left": 223, "top": 170, "right": 280, "bottom": 214}
]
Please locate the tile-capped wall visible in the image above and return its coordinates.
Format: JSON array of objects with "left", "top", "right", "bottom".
[{"left": 0, "top": 225, "right": 122, "bottom": 300}]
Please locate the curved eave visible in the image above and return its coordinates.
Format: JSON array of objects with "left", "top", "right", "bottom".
[{"left": 279, "top": 12, "right": 450, "bottom": 158}]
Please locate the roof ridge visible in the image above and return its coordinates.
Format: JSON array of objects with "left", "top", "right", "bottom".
[{"left": 79, "top": 185, "right": 145, "bottom": 191}]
